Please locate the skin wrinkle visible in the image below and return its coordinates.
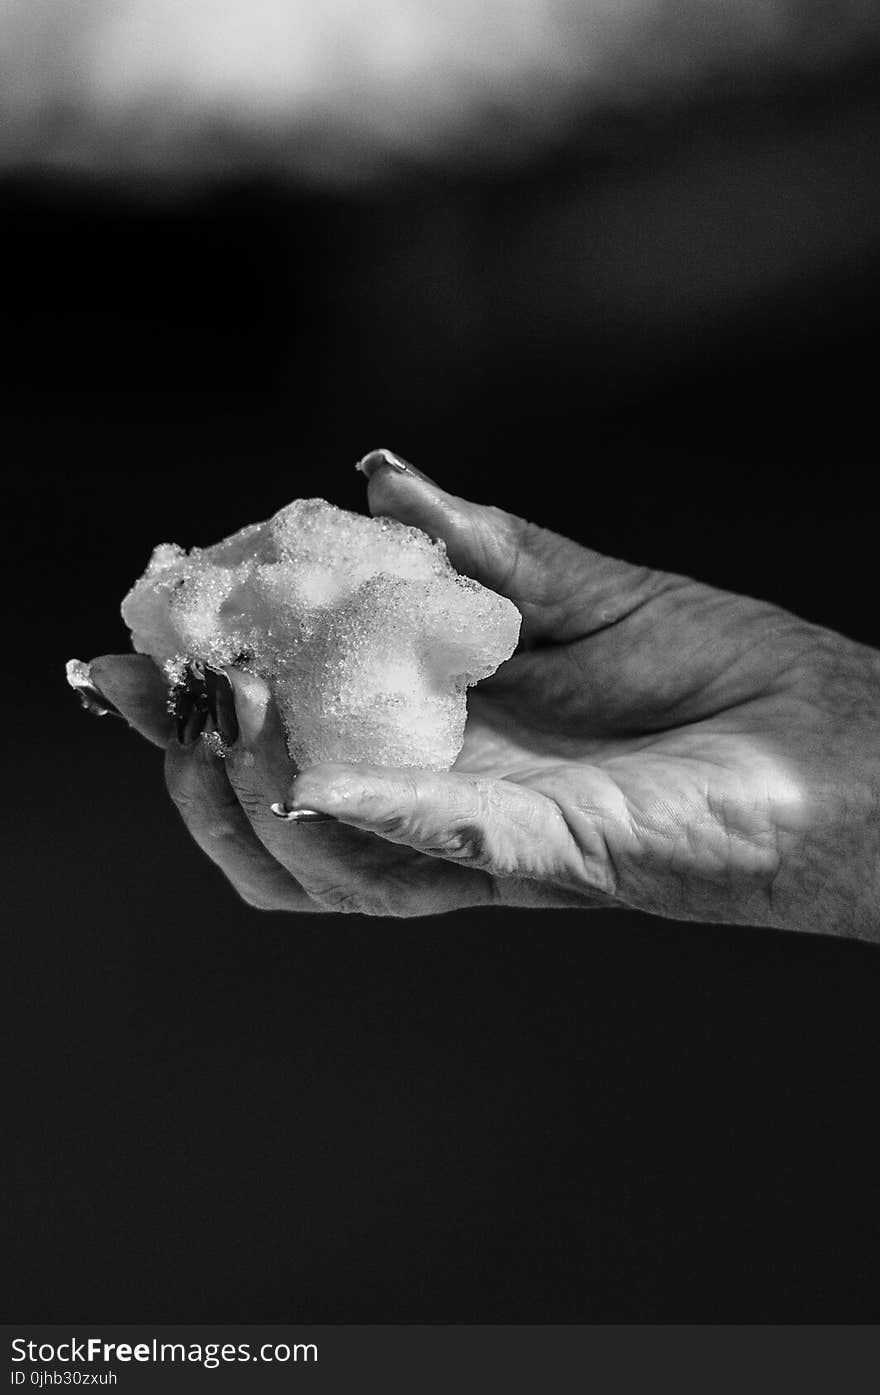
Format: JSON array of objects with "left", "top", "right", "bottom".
[
  {"left": 595, "top": 742, "right": 800, "bottom": 917},
  {"left": 487, "top": 511, "right": 535, "bottom": 608},
  {"left": 419, "top": 778, "right": 507, "bottom": 867},
  {"left": 763, "top": 822, "right": 786, "bottom": 921},
  {"left": 591, "top": 818, "right": 625, "bottom": 899},
  {"left": 523, "top": 589, "right": 773, "bottom": 738},
  {"left": 553, "top": 782, "right": 627, "bottom": 897},
  {"left": 578, "top": 569, "right": 684, "bottom": 637},
  {"left": 468, "top": 506, "right": 667, "bottom": 645},
  {"left": 619, "top": 602, "right": 804, "bottom": 730},
  {"left": 465, "top": 778, "right": 500, "bottom": 865}
]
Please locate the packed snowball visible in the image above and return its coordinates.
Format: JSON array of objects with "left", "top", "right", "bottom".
[{"left": 121, "top": 498, "right": 521, "bottom": 770}]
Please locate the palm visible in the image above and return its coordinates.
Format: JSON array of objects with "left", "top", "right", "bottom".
[{"left": 450, "top": 579, "right": 850, "bottom": 924}]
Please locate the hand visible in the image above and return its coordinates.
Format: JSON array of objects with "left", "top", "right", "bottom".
[{"left": 84, "top": 454, "right": 880, "bottom": 935}]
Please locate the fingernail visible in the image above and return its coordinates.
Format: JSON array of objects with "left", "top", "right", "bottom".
[
  {"left": 172, "top": 664, "right": 210, "bottom": 747},
  {"left": 270, "top": 802, "right": 335, "bottom": 823},
  {"left": 65, "top": 659, "right": 125, "bottom": 720},
  {"left": 355, "top": 448, "right": 434, "bottom": 484},
  {"left": 178, "top": 701, "right": 208, "bottom": 747},
  {"left": 205, "top": 666, "right": 240, "bottom": 745}
]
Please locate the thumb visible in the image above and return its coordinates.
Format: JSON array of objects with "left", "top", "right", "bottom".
[
  {"left": 282, "top": 761, "right": 616, "bottom": 896},
  {"left": 357, "top": 448, "right": 665, "bottom": 645}
]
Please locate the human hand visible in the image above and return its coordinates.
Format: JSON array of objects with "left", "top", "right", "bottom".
[{"left": 81, "top": 452, "right": 880, "bottom": 935}]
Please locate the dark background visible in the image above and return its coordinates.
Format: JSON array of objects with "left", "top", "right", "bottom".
[{"left": 4, "top": 56, "right": 880, "bottom": 1321}]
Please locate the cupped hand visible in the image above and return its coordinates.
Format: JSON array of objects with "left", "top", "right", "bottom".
[{"left": 85, "top": 454, "right": 880, "bottom": 935}]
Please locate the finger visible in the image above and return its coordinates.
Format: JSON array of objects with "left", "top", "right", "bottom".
[
  {"left": 357, "top": 448, "right": 670, "bottom": 645},
  {"left": 224, "top": 674, "right": 496, "bottom": 915},
  {"left": 286, "top": 760, "right": 619, "bottom": 900},
  {"left": 222, "top": 668, "right": 350, "bottom": 883},
  {"left": 86, "top": 654, "right": 175, "bottom": 748},
  {"left": 165, "top": 738, "right": 317, "bottom": 912},
  {"left": 222, "top": 670, "right": 420, "bottom": 907}
]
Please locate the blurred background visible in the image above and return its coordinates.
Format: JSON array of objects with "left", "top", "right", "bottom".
[{"left": 4, "top": 0, "right": 880, "bottom": 1321}]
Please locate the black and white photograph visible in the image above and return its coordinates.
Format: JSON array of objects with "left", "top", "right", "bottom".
[{"left": 4, "top": 0, "right": 880, "bottom": 1385}]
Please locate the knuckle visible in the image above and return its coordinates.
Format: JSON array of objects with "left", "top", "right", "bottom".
[
  {"left": 484, "top": 509, "right": 535, "bottom": 591},
  {"left": 312, "top": 883, "right": 379, "bottom": 915},
  {"left": 372, "top": 811, "right": 414, "bottom": 841},
  {"left": 203, "top": 815, "right": 242, "bottom": 843},
  {"left": 232, "top": 785, "right": 268, "bottom": 821},
  {"left": 423, "top": 823, "right": 489, "bottom": 866}
]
